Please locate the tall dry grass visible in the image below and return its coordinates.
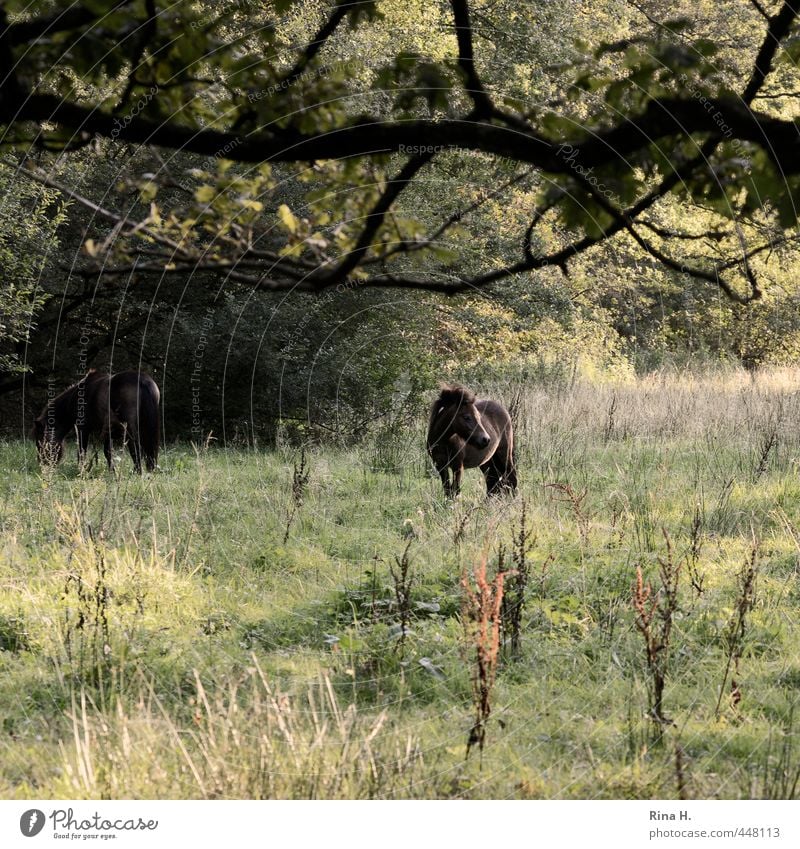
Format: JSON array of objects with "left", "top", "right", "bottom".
[{"left": 56, "top": 660, "right": 423, "bottom": 799}]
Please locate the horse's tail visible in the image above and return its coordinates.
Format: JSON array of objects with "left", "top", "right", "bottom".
[{"left": 138, "top": 376, "right": 160, "bottom": 471}]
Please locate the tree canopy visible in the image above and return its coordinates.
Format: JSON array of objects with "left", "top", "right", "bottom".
[
  {"left": 2, "top": 1, "right": 800, "bottom": 436},
  {"left": 3, "top": 1, "right": 800, "bottom": 294}
]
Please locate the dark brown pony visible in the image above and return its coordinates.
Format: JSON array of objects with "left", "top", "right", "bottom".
[
  {"left": 427, "top": 384, "right": 517, "bottom": 497},
  {"left": 34, "top": 370, "right": 160, "bottom": 473}
]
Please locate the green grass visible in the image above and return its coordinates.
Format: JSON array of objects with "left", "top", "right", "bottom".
[{"left": 1, "top": 369, "right": 800, "bottom": 799}]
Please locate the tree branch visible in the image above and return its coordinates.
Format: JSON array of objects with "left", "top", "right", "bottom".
[
  {"left": 5, "top": 1, "right": 134, "bottom": 45},
  {"left": 450, "top": 0, "right": 493, "bottom": 117},
  {"left": 117, "top": 0, "right": 159, "bottom": 109},
  {"left": 316, "top": 151, "right": 436, "bottom": 284},
  {"left": 373, "top": 167, "right": 535, "bottom": 265},
  {"left": 11, "top": 90, "right": 800, "bottom": 175},
  {"left": 4, "top": 0, "right": 797, "bottom": 306},
  {"left": 569, "top": 166, "right": 761, "bottom": 302},
  {"left": 742, "top": 0, "right": 798, "bottom": 104},
  {"left": 637, "top": 220, "right": 729, "bottom": 241},
  {"left": 749, "top": 0, "right": 771, "bottom": 22},
  {"left": 278, "top": 1, "right": 353, "bottom": 88}
]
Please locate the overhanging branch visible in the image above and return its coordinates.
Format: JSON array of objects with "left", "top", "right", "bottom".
[{"left": 7, "top": 90, "right": 800, "bottom": 176}]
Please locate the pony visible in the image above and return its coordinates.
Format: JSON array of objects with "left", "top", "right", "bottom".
[
  {"left": 426, "top": 384, "right": 517, "bottom": 497},
  {"left": 34, "top": 370, "right": 160, "bottom": 473}
]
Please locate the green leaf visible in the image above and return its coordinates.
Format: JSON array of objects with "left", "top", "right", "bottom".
[
  {"left": 277, "top": 203, "right": 299, "bottom": 234},
  {"left": 139, "top": 181, "right": 158, "bottom": 203},
  {"left": 194, "top": 185, "right": 216, "bottom": 204}
]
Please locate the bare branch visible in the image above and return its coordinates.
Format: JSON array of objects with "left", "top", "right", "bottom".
[
  {"left": 749, "top": 0, "right": 772, "bottom": 23},
  {"left": 450, "top": 0, "right": 493, "bottom": 117},
  {"left": 742, "top": 1, "right": 798, "bottom": 103},
  {"left": 637, "top": 220, "right": 729, "bottom": 241},
  {"left": 278, "top": 1, "right": 353, "bottom": 88},
  {"left": 117, "top": 0, "right": 158, "bottom": 109},
  {"left": 13, "top": 88, "right": 800, "bottom": 178},
  {"left": 317, "top": 151, "right": 435, "bottom": 284},
  {"left": 523, "top": 190, "right": 566, "bottom": 264},
  {"left": 372, "top": 167, "right": 536, "bottom": 264},
  {"left": 569, "top": 167, "right": 761, "bottom": 303}
]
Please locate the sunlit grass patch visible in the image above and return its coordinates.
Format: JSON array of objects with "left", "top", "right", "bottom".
[{"left": 1, "top": 370, "right": 800, "bottom": 798}]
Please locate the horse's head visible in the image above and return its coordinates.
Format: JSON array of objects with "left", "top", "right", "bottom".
[
  {"left": 33, "top": 414, "right": 63, "bottom": 465},
  {"left": 435, "top": 385, "right": 490, "bottom": 449}
]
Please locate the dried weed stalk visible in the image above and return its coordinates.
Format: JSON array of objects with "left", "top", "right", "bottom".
[
  {"left": 389, "top": 540, "right": 414, "bottom": 658},
  {"left": 283, "top": 447, "right": 310, "bottom": 543},
  {"left": 632, "top": 529, "right": 682, "bottom": 729},
  {"left": 715, "top": 537, "right": 759, "bottom": 719},
  {"left": 462, "top": 552, "right": 507, "bottom": 759}
]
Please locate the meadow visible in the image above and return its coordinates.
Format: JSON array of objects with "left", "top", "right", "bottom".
[{"left": 1, "top": 368, "right": 799, "bottom": 799}]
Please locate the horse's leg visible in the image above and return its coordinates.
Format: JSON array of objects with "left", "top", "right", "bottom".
[
  {"left": 481, "top": 460, "right": 501, "bottom": 495},
  {"left": 142, "top": 424, "right": 157, "bottom": 472},
  {"left": 103, "top": 432, "right": 114, "bottom": 470},
  {"left": 76, "top": 427, "right": 90, "bottom": 469},
  {"left": 126, "top": 430, "right": 143, "bottom": 474},
  {"left": 483, "top": 450, "right": 516, "bottom": 495},
  {"left": 452, "top": 462, "right": 463, "bottom": 496},
  {"left": 438, "top": 466, "right": 452, "bottom": 497}
]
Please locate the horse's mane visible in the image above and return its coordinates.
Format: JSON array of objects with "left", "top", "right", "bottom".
[
  {"left": 429, "top": 383, "right": 476, "bottom": 426},
  {"left": 435, "top": 383, "right": 476, "bottom": 406}
]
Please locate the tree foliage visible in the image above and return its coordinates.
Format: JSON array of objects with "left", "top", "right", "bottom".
[
  {"left": 0, "top": 163, "right": 65, "bottom": 375},
  {"left": 2, "top": 1, "right": 800, "bottom": 434}
]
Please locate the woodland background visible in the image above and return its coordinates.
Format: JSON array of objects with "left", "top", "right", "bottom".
[{"left": 2, "top": 0, "right": 799, "bottom": 439}]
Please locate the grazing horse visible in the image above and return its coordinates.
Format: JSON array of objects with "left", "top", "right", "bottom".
[
  {"left": 34, "top": 370, "right": 160, "bottom": 473},
  {"left": 427, "top": 384, "right": 517, "bottom": 497}
]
